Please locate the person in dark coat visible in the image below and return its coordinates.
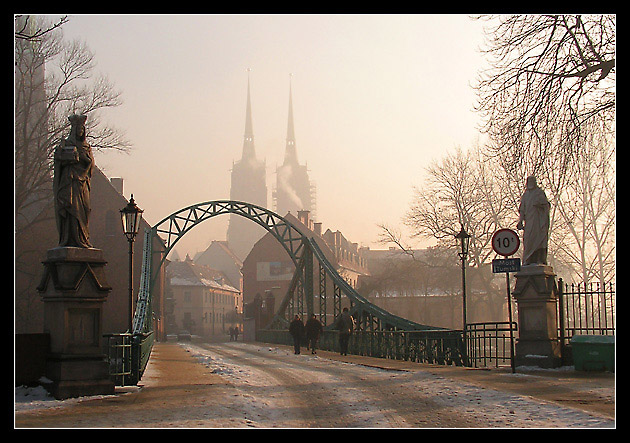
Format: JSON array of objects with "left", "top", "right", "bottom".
[
  {"left": 336, "top": 307, "right": 354, "bottom": 356},
  {"left": 289, "top": 315, "right": 305, "bottom": 354},
  {"left": 305, "top": 314, "right": 324, "bottom": 354}
]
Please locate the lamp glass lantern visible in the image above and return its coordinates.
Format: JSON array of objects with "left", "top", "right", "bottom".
[
  {"left": 455, "top": 224, "right": 471, "bottom": 260},
  {"left": 121, "top": 194, "right": 143, "bottom": 241}
]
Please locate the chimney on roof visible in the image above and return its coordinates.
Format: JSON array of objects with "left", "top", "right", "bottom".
[
  {"left": 313, "top": 222, "right": 322, "bottom": 236},
  {"left": 110, "top": 177, "right": 123, "bottom": 195},
  {"left": 297, "top": 210, "right": 310, "bottom": 228}
]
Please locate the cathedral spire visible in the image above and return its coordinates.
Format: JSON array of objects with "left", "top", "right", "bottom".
[
  {"left": 284, "top": 73, "right": 298, "bottom": 165},
  {"left": 242, "top": 68, "right": 256, "bottom": 160}
]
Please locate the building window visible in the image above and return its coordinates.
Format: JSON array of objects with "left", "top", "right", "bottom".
[{"left": 105, "top": 210, "right": 117, "bottom": 237}]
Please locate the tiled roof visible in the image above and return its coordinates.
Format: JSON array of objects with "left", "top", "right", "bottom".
[{"left": 167, "top": 259, "right": 239, "bottom": 292}]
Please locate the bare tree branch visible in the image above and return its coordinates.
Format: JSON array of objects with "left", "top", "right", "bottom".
[{"left": 15, "top": 15, "right": 69, "bottom": 41}]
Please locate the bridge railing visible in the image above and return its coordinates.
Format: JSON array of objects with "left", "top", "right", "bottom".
[
  {"left": 465, "top": 321, "right": 517, "bottom": 369},
  {"left": 105, "top": 331, "right": 154, "bottom": 386},
  {"left": 257, "top": 328, "right": 466, "bottom": 366},
  {"left": 104, "top": 333, "right": 133, "bottom": 386}
]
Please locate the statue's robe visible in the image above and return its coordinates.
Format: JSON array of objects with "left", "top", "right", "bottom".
[
  {"left": 53, "top": 137, "right": 94, "bottom": 248},
  {"left": 518, "top": 186, "right": 550, "bottom": 265}
]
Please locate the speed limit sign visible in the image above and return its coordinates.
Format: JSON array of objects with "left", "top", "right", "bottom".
[{"left": 492, "top": 229, "right": 520, "bottom": 257}]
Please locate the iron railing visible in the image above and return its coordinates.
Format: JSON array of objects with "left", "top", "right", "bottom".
[
  {"left": 258, "top": 328, "right": 466, "bottom": 366},
  {"left": 465, "top": 321, "right": 517, "bottom": 369},
  {"left": 557, "top": 279, "right": 615, "bottom": 347},
  {"left": 104, "top": 333, "right": 133, "bottom": 386},
  {"left": 104, "top": 331, "right": 154, "bottom": 386}
]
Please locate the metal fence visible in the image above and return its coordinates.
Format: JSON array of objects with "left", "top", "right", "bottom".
[
  {"left": 104, "top": 333, "right": 133, "bottom": 386},
  {"left": 104, "top": 331, "right": 154, "bottom": 386},
  {"left": 465, "top": 321, "right": 517, "bottom": 369},
  {"left": 258, "top": 328, "right": 467, "bottom": 366},
  {"left": 557, "top": 279, "right": 615, "bottom": 347}
]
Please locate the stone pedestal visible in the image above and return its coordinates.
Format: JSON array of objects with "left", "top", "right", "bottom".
[
  {"left": 512, "top": 264, "right": 562, "bottom": 368},
  {"left": 36, "top": 247, "right": 116, "bottom": 399}
]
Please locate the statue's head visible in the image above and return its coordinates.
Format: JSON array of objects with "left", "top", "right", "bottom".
[
  {"left": 526, "top": 175, "right": 537, "bottom": 190},
  {"left": 68, "top": 114, "right": 87, "bottom": 140}
]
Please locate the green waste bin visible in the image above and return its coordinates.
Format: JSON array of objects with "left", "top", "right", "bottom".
[{"left": 570, "top": 335, "right": 615, "bottom": 372}]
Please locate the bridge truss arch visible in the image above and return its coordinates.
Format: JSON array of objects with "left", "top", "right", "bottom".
[{"left": 130, "top": 200, "right": 446, "bottom": 381}]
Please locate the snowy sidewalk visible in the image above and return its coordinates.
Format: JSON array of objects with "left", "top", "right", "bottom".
[{"left": 318, "top": 346, "right": 615, "bottom": 421}]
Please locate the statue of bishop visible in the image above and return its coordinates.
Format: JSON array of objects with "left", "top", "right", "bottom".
[{"left": 516, "top": 176, "right": 550, "bottom": 265}]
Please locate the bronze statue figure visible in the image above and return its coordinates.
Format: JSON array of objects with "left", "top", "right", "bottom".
[{"left": 53, "top": 114, "right": 94, "bottom": 248}]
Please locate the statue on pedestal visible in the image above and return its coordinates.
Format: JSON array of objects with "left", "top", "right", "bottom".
[
  {"left": 517, "top": 176, "right": 550, "bottom": 265},
  {"left": 513, "top": 176, "right": 560, "bottom": 368},
  {"left": 40, "top": 113, "right": 115, "bottom": 398},
  {"left": 53, "top": 114, "right": 94, "bottom": 248}
]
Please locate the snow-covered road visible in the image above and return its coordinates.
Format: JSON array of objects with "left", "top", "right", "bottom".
[
  {"left": 178, "top": 342, "right": 614, "bottom": 428},
  {"left": 15, "top": 341, "right": 614, "bottom": 428}
]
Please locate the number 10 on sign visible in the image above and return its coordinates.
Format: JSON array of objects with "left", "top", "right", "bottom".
[{"left": 492, "top": 229, "right": 520, "bottom": 257}]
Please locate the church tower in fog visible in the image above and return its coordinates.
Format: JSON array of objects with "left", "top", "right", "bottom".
[
  {"left": 273, "top": 77, "right": 316, "bottom": 218},
  {"left": 226, "top": 72, "right": 268, "bottom": 260}
]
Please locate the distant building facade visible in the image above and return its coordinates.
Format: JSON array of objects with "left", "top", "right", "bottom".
[
  {"left": 166, "top": 256, "right": 241, "bottom": 338},
  {"left": 194, "top": 240, "right": 243, "bottom": 313}
]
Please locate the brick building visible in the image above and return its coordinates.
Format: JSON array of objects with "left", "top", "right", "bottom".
[{"left": 241, "top": 210, "right": 369, "bottom": 310}]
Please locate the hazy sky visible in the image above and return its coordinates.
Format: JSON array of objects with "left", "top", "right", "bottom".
[{"left": 55, "top": 14, "right": 489, "bottom": 259}]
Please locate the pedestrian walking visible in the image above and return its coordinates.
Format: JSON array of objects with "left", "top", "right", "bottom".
[
  {"left": 335, "top": 307, "right": 354, "bottom": 356},
  {"left": 233, "top": 326, "right": 239, "bottom": 342},
  {"left": 305, "top": 314, "right": 324, "bottom": 354},
  {"left": 229, "top": 326, "right": 234, "bottom": 341},
  {"left": 289, "top": 314, "right": 305, "bottom": 354}
]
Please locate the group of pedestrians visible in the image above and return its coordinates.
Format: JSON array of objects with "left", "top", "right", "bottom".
[
  {"left": 228, "top": 326, "right": 240, "bottom": 341},
  {"left": 288, "top": 307, "right": 355, "bottom": 356},
  {"left": 289, "top": 313, "right": 323, "bottom": 354}
]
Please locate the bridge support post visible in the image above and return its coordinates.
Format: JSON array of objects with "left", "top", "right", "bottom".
[{"left": 36, "top": 247, "right": 116, "bottom": 399}]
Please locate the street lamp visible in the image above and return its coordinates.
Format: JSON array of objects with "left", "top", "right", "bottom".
[
  {"left": 455, "top": 224, "right": 471, "bottom": 364},
  {"left": 121, "top": 194, "right": 143, "bottom": 333}
]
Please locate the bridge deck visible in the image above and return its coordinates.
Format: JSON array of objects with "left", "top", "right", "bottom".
[{"left": 15, "top": 341, "right": 614, "bottom": 428}]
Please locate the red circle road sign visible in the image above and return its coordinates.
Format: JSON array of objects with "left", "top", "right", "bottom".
[{"left": 492, "top": 229, "right": 520, "bottom": 257}]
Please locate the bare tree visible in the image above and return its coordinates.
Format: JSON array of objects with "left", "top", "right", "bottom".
[
  {"left": 377, "top": 145, "right": 514, "bottom": 321},
  {"left": 401, "top": 145, "right": 516, "bottom": 268},
  {"left": 15, "top": 14, "right": 69, "bottom": 41},
  {"left": 472, "top": 14, "right": 615, "bottom": 284},
  {"left": 15, "top": 15, "right": 130, "bottom": 235},
  {"left": 473, "top": 15, "right": 615, "bottom": 178},
  {"left": 15, "top": 15, "right": 132, "bottom": 332},
  {"left": 551, "top": 120, "right": 615, "bottom": 284}
]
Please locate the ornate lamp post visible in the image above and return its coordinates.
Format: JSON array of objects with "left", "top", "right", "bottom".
[
  {"left": 455, "top": 224, "right": 471, "bottom": 364},
  {"left": 120, "top": 194, "right": 143, "bottom": 332}
]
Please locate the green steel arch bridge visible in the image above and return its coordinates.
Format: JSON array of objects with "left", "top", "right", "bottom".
[{"left": 117, "top": 200, "right": 465, "bottom": 385}]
